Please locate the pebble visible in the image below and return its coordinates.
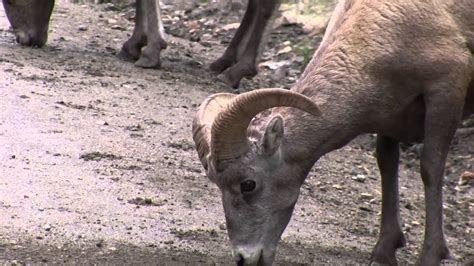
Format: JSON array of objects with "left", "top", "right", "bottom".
[
  {"left": 358, "top": 205, "right": 372, "bottom": 212},
  {"left": 107, "top": 18, "right": 118, "bottom": 24},
  {"left": 360, "top": 193, "right": 373, "bottom": 200},
  {"left": 459, "top": 171, "right": 474, "bottom": 186},
  {"left": 103, "top": 3, "right": 117, "bottom": 11},
  {"left": 111, "top": 25, "right": 125, "bottom": 31},
  {"left": 352, "top": 174, "right": 366, "bottom": 182},
  {"left": 404, "top": 202, "right": 415, "bottom": 210},
  {"left": 277, "top": 46, "right": 292, "bottom": 55},
  {"left": 219, "top": 223, "right": 226, "bottom": 231},
  {"left": 221, "top": 22, "right": 240, "bottom": 31},
  {"left": 411, "top": 220, "right": 421, "bottom": 226}
]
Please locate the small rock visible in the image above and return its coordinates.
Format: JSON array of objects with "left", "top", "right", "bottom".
[
  {"left": 358, "top": 205, "right": 372, "bottom": 212},
  {"left": 103, "top": 3, "right": 117, "bottom": 11},
  {"left": 144, "top": 198, "right": 153, "bottom": 204},
  {"left": 190, "top": 35, "right": 200, "bottom": 42},
  {"left": 78, "top": 25, "right": 88, "bottom": 31},
  {"left": 459, "top": 171, "right": 474, "bottom": 186},
  {"left": 107, "top": 18, "right": 118, "bottom": 24},
  {"left": 404, "top": 202, "right": 415, "bottom": 210},
  {"left": 294, "top": 56, "right": 305, "bottom": 63},
  {"left": 259, "top": 60, "right": 290, "bottom": 70},
  {"left": 352, "top": 174, "right": 366, "bottom": 183},
  {"left": 276, "top": 46, "right": 292, "bottom": 55},
  {"left": 404, "top": 224, "right": 412, "bottom": 232},
  {"left": 411, "top": 220, "right": 421, "bottom": 226},
  {"left": 219, "top": 223, "right": 226, "bottom": 231},
  {"left": 360, "top": 193, "right": 373, "bottom": 200},
  {"left": 111, "top": 25, "right": 125, "bottom": 31},
  {"left": 221, "top": 22, "right": 240, "bottom": 31}
]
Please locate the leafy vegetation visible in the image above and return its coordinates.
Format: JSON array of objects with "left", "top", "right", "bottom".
[{"left": 282, "top": 0, "right": 337, "bottom": 16}]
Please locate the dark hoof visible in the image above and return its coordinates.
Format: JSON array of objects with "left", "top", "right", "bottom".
[
  {"left": 370, "top": 232, "right": 406, "bottom": 266},
  {"left": 370, "top": 252, "right": 398, "bottom": 266},
  {"left": 117, "top": 48, "right": 140, "bottom": 62},
  {"left": 418, "top": 245, "right": 450, "bottom": 266},
  {"left": 370, "top": 244, "right": 400, "bottom": 266},
  {"left": 369, "top": 261, "right": 393, "bottom": 266},
  {"left": 217, "top": 72, "right": 240, "bottom": 89},
  {"left": 134, "top": 41, "right": 166, "bottom": 68},
  {"left": 135, "top": 55, "right": 161, "bottom": 69},
  {"left": 217, "top": 65, "right": 258, "bottom": 89},
  {"left": 160, "top": 40, "right": 168, "bottom": 50},
  {"left": 209, "top": 57, "right": 234, "bottom": 74}
]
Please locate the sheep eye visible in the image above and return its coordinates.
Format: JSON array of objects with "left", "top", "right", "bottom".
[{"left": 240, "top": 180, "right": 256, "bottom": 193}]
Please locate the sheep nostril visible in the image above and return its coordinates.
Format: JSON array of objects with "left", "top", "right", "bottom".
[{"left": 237, "top": 254, "right": 245, "bottom": 266}]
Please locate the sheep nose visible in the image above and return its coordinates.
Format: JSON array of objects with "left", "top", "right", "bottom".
[
  {"left": 15, "top": 30, "right": 47, "bottom": 47},
  {"left": 233, "top": 246, "right": 262, "bottom": 266}
]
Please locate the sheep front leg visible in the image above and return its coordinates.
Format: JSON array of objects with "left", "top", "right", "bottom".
[
  {"left": 209, "top": 0, "right": 257, "bottom": 74},
  {"left": 216, "top": 0, "right": 281, "bottom": 88},
  {"left": 118, "top": 0, "right": 148, "bottom": 61},
  {"left": 371, "top": 135, "right": 406, "bottom": 265}
]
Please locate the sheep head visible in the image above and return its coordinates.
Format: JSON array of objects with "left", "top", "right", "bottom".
[{"left": 192, "top": 88, "right": 320, "bottom": 265}]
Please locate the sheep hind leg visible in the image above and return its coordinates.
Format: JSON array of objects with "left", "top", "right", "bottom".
[
  {"left": 417, "top": 87, "right": 465, "bottom": 265},
  {"left": 371, "top": 135, "right": 406, "bottom": 266},
  {"left": 135, "top": 0, "right": 167, "bottom": 68}
]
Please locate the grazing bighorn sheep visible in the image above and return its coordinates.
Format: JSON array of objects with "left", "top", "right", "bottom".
[
  {"left": 2, "top": 0, "right": 280, "bottom": 88},
  {"left": 193, "top": 0, "right": 474, "bottom": 265}
]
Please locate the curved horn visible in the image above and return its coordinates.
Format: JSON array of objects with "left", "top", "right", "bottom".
[
  {"left": 211, "top": 88, "right": 321, "bottom": 163},
  {"left": 192, "top": 93, "right": 237, "bottom": 170}
]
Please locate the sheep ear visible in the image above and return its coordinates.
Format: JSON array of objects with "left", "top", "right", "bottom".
[{"left": 260, "top": 116, "right": 284, "bottom": 156}]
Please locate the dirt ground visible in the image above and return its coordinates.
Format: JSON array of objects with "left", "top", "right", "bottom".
[{"left": 0, "top": 1, "right": 472, "bottom": 265}]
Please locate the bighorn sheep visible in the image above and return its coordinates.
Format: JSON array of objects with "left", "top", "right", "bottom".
[
  {"left": 193, "top": 0, "right": 474, "bottom": 265},
  {"left": 2, "top": 0, "right": 280, "bottom": 88}
]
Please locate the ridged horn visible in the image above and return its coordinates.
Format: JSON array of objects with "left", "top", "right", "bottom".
[
  {"left": 192, "top": 93, "right": 237, "bottom": 170},
  {"left": 211, "top": 88, "right": 321, "bottom": 163}
]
